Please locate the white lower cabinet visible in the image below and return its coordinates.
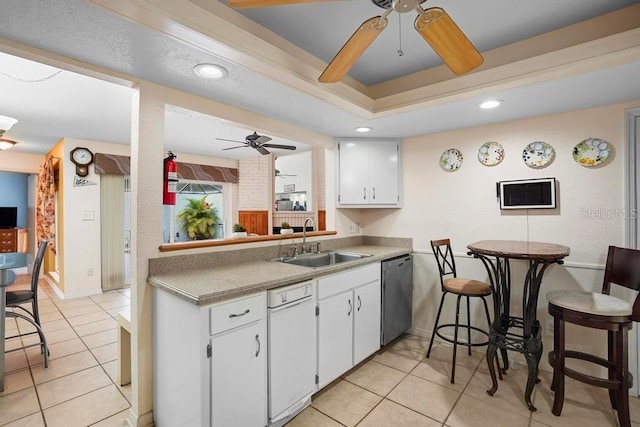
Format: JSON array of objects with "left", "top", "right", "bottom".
[
  {"left": 353, "top": 280, "right": 382, "bottom": 365},
  {"left": 153, "top": 262, "right": 383, "bottom": 426},
  {"left": 211, "top": 320, "right": 266, "bottom": 427},
  {"left": 317, "top": 291, "right": 353, "bottom": 387},
  {"left": 153, "top": 289, "right": 267, "bottom": 427},
  {"left": 316, "top": 263, "right": 381, "bottom": 388}
]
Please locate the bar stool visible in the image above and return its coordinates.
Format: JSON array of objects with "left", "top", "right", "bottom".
[
  {"left": 427, "top": 238, "right": 492, "bottom": 383},
  {"left": 547, "top": 245, "right": 640, "bottom": 427}
]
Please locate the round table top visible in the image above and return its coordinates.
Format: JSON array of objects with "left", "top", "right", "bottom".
[{"left": 467, "top": 240, "right": 570, "bottom": 260}]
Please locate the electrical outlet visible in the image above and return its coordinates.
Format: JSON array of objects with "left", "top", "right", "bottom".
[
  {"left": 348, "top": 222, "right": 357, "bottom": 233},
  {"left": 87, "top": 268, "right": 94, "bottom": 277},
  {"left": 545, "top": 319, "right": 554, "bottom": 335},
  {"left": 509, "top": 358, "right": 519, "bottom": 370}
]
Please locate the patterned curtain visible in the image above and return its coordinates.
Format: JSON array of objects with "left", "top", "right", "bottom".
[{"left": 37, "top": 158, "right": 57, "bottom": 253}]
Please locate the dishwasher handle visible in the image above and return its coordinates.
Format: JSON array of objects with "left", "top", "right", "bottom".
[{"left": 268, "top": 295, "right": 313, "bottom": 313}]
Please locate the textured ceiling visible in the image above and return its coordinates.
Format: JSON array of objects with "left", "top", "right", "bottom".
[{"left": 0, "top": 0, "right": 638, "bottom": 157}]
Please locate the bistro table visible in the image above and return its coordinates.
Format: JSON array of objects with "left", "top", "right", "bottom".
[
  {"left": 467, "top": 240, "right": 570, "bottom": 411},
  {"left": 0, "top": 252, "right": 29, "bottom": 392}
]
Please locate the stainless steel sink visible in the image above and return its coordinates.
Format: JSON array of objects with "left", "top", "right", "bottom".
[{"left": 271, "top": 250, "right": 372, "bottom": 268}]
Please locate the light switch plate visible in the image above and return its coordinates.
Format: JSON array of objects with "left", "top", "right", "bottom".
[{"left": 82, "top": 210, "right": 94, "bottom": 221}]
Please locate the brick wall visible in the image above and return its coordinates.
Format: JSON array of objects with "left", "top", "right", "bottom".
[{"left": 238, "top": 155, "right": 271, "bottom": 210}]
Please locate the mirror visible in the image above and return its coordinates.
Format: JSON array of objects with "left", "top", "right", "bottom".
[{"left": 275, "top": 151, "right": 312, "bottom": 212}]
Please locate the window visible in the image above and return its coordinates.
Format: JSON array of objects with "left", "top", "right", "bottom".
[{"left": 162, "top": 179, "right": 225, "bottom": 243}]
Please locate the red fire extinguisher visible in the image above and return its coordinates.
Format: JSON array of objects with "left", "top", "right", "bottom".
[{"left": 163, "top": 152, "right": 178, "bottom": 205}]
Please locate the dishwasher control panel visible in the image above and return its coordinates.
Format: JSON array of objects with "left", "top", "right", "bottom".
[{"left": 267, "top": 281, "right": 313, "bottom": 308}]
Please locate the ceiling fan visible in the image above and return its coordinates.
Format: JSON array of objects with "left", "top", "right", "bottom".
[
  {"left": 275, "top": 169, "right": 297, "bottom": 178},
  {"left": 216, "top": 131, "right": 297, "bottom": 155},
  {"left": 0, "top": 128, "right": 16, "bottom": 150},
  {"left": 227, "top": 0, "right": 484, "bottom": 83}
]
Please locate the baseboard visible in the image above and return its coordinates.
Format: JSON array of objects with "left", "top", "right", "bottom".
[
  {"left": 408, "top": 326, "right": 432, "bottom": 339},
  {"left": 126, "top": 408, "right": 154, "bottom": 427},
  {"left": 43, "top": 277, "right": 102, "bottom": 300}
]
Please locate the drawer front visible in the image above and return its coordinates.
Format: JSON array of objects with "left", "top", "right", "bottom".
[
  {"left": 317, "top": 263, "right": 380, "bottom": 300},
  {"left": 210, "top": 292, "right": 266, "bottom": 335},
  {"left": 0, "top": 230, "right": 15, "bottom": 239}
]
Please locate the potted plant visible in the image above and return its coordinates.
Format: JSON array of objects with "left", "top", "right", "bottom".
[
  {"left": 177, "top": 196, "right": 219, "bottom": 240},
  {"left": 280, "top": 221, "right": 294, "bottom": 234},
  {"left": 231, "top": 223, "right": 248, "bottom": 238}
]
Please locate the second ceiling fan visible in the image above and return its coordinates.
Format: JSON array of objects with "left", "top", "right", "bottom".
[
  {"left": 216, "top": 131, "right": 297, "bottom": 155},
  {"left": 228, "top": 0, "right": 484, "bottom": 83}
]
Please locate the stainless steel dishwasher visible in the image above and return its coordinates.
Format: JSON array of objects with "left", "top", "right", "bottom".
[{"left": 381, "top": 255, "right": 414, "bottom": 346}]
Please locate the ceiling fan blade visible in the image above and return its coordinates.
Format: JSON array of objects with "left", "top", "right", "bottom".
[
  {"left": 262, "top": 143, "right": 296, "bottom": 150},
  {"left": 414, "top": 7, "right": 483, "bottom": 75},
  {"left": 222, "top": 145, "right": 249, "bottom": 150},
  {"left": 254, "top": 135, "right": 272, "bottom": 144},
  {"left": 319, "top": 15, "right": 388, "bottom": 83},
  {"left": 228, "top": 0, "right": 342, "bottom": 9},
  {"left": 256, "top": 146, "right": 271, "bottom": 155},
  {"left": 216, "top": 137, "right": 246, "bottom": 144}
]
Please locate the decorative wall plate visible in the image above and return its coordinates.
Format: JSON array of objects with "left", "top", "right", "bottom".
[
  {"left": 522, "top": 141, "right": 555, "bottom": 168},
  {"left": 573, "top": 138, "right": 611, "bottom": 167},
  {"left": 440, "top": 148, "right": 463, "bottom": 172},
  {"left": 478, "top": 141, "right": 504, "bottom": 166}
]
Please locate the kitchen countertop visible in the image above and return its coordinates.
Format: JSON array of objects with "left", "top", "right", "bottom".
[{"left": 148, "top": 245, "right": 410, "bottom": 306}]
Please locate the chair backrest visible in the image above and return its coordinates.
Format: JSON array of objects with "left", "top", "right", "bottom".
[
  {"left": 31, "top": 239, "right": 48, "bottom": 296},
  {"left": 602, "top": 245, "right": 640, "bottom": 321},
  {"left": 431, "top": 238, "right": 457, "bottom": 290}
]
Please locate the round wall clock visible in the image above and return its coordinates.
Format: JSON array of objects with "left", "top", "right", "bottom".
[{"left": 70, "top": 147, "right": 94, "bottom": 177}]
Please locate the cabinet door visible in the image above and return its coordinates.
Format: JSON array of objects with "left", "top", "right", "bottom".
[
  {"left": 211, "top": 320, "right": 267, "bottom": 427},
  {"left": 317, "top": 292, "right": 354, "bottom": 388},
  {"left": 338, "top": 140, "right": 370, "bottom": 205},
  {"left": 353, "top": 280, "right": 382, "bottom": 365},
  {"left": 368, "top": 141, "right": 399, "bottom": 205}
]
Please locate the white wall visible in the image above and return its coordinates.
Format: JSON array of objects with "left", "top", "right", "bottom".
[
  {"left": 360, "top": 101, "right": 640, "bottom": 372},
  {"left": 61, "top": 138, "right": 130, "bottom": 298},
  {"left": 60, "top": 137, "right": 238, "bottom": 298}
]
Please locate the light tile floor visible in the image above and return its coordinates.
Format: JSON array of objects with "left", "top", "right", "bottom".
[
  {"left": 4, "top": 277, "right": 640, "bottom": 427},
  {"left": 1, "top": 276, "right": 130, "bottom": 426},
  {"left": 287, "top": 334, "right": 640, "bottom": 427}
]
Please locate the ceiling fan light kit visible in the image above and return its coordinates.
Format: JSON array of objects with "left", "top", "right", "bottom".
[
  {"left": 0, "top": 115, "right": 18, "bottom": 132},
  {"left": 0, "top": 139, "right": 16, "bottom": 150}
]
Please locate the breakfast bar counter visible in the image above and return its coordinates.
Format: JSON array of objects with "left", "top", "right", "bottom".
[{"left": 148, "top": 243, "right": 410, "bottom": 306}]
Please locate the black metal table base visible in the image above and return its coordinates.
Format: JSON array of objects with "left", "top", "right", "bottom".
[{"left": 469, "top": 252, "right": 563, "bottom": 412}]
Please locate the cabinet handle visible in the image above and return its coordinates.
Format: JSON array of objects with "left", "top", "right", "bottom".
[
  {"left": 347, "top": 299, "right": 352, "bottom": 316},
  {"left": 228, "top": 309, "right": 250, "bottom": 318},
  {"left": 363, "top": 187, "right": 366, "bottom": 200},
  {"left": 357, "top": 295, "right": 362, "bottom": 311},
  {"left": 372, "top": 187, "right": 376, "bottom": 200},
  {"left": 255, "top": 334, "right": 261, "bottom": 357}
]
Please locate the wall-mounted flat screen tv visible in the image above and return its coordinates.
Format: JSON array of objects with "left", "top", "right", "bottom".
[
  {"left": 498, "top": 178, "right": 556, "bottom": 210},
  {"left": 0, "top": 207, "right": 18, "bottom": 228}
]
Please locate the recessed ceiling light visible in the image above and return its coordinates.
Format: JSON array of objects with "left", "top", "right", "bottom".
[
  {"left": 193, "top": 64, "right": 228, "bottom": 80},
  {"left": 355, "top": 127, "right": 372, "bottom": 133},
  {"left": 479, "top": 100, "right": 503, "bottom": 109}
]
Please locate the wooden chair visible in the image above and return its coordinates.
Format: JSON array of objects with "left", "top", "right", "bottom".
[
  {"left": 547, "top": 245, "right": 640, "bottom": 427},
  {"left": 427, "top": 238, "right": 492, "bottom": 383}
]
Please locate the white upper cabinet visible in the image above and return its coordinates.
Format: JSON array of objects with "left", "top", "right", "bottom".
[{"left": 338, "top": 139, "right": 401, "bottom": 207}]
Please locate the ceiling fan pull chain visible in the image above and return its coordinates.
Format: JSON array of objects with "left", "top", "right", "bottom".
[{"left": 397, "top": 13, "right": 404, "bottom": 57}]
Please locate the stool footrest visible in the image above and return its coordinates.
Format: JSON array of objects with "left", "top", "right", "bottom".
[
  {"left": 549, "top": 350, "right": 633, "bottom": 390},
  {"left": 434, "top": 323, "right": 490, "bottom": 347}
]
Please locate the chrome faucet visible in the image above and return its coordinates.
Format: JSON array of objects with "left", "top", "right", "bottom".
[{"left": 302, "top": 217, "right": 316, "bottom": 253}]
